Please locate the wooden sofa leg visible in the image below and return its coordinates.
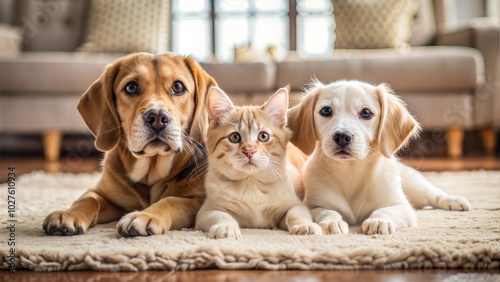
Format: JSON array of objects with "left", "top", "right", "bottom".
[
  {"left": 446, "top": 128, "right": 464, "bottom": 158},
  {"left": 480, "top": 126, "right": 497, "bottom": 155},
  {"left": 42, "top": 130, "right": 62, "bottom": 162}
]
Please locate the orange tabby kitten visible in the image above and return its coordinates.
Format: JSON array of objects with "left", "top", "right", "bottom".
[{"left": 195, "top": 87, "right": 321, "bottom": 239}]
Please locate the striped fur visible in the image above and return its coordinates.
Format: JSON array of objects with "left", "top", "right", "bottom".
[{"left": 195, "top": 87, "right": 321, "bottom": 239}]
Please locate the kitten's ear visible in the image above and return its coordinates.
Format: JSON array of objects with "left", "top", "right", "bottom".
[
  {"left": 263, "top": 88, "right": 289, "bottom": 127},
  {"left": 207, "top": 86, "right": 236, "bottom": 126}
]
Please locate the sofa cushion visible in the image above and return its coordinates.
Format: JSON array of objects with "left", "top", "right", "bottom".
[
  {"left": 0, "top": 52, "right": 123, "bottom": 94},
  {"left": 333, "top": 0, "right": 419, "bottom": 50},
  {"left": 16, "top": 0, "right": 89, "bottom": 52},
  {"left": 410, "top": 0, "right": 437, "bottom": 46},
  {"left": 399, "top": 91, "right": 474, "bottom": 129},
  {"left": 78, "top": 0, "right": 170, "bottom": 53},
  {"left": 0, "top": 95, "right": 88, "bottom": 132},
  {"left": 277, "top": 46, "right": 483, "bottom": 93},
  {"left": 200, "top": 62, "right": 276, "bottom": 93}
]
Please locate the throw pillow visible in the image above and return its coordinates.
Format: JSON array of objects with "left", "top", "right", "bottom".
[
  {"left": 332, "top": 0, "right": 419, "bottom": 50},
  {"left": 78, "top": 0, "right": 170, "bottom": 53}
]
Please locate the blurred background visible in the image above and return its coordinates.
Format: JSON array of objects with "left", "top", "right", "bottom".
[
  {"left": 0, "top": 0, "right": 499, "bottom": 180},
  {"left": 171, "top": 0, "right": 334, "bottom": 61}
]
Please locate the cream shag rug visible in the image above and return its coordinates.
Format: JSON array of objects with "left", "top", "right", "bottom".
[{"left": 0, "top": 170, "right": 499, "bottom": 272}]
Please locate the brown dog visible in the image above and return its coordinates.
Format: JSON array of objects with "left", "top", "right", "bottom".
[{"left": 43, "top": 52, "right": 216, "bottom": 236}]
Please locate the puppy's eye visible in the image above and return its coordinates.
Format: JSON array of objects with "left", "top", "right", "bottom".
[
  {"left": 319, "top": 107, "right": 333, "bottom": 117},
  {"left": 360, "top": 108, "right": 373, "bottom": 120},
  {"left": 124, "top": 82, "right": 139, "bottom": 95},
  {"left": 258, "top": 132, "right": 270, "bottom": 142},
  {"left": 170, "top": 81, "right": 185, "bottom": 95},
  {"left": 228, "top": 132, "right": 241, "bottom": 143}
]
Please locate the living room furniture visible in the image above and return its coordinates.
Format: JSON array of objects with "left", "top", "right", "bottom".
[{"left": 0, "top": 0, "right": 498, "bottom": 160}]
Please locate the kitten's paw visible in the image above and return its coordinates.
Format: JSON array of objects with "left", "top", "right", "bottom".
[
  {"left": 438, "top": 195, "right": 471, "bottom": 211},
  {"left": 319, "top": 220, "right": 349, "bottom": 235},
  {"left": 117, "top": 211, "right": 171, "bottom": 237},
  {"left": 362, "top": 218, "right": 395, "bottom": 235},
  {"left": 290, "top": 222, "right": 322, "bottom": 235},
  {"left": 208, "top": 225, "right": 241, "bottom": 239}
]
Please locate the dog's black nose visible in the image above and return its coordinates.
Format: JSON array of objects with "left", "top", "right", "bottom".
[
  {"left": 144, "top": 109, "right": 170, "bottom": 132},
  {"left": 334, "top": 131, "right": 353, "bottom": 148}
]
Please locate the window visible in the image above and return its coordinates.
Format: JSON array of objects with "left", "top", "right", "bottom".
[
  {"left": 172, "top": 0, "right": 211, "bottom": 61},
  {"left": 172, "top": 0, "right": 333, "bottom": 62},
  {"left": 296, "top": 0, "right": 334, "bottom": 57}
]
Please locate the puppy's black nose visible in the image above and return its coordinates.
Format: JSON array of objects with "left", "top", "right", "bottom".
[
  {"left": 144, "top": 109, "right": 170, "bottom": 132},
  {"left": 334, "top": 131, "right": 353, "bottom": 148}
]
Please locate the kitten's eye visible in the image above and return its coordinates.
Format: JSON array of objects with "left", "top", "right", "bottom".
[
  {"left": 228, "top": 132, "right": 241, "bottom": 143},
  {"left": 124, "top": 82, "right": 139, "bottom": 95},
  {"left": 319, "top": 107, "right": 332, "bottom": 117},
  {"left": 360, "top": 108, "right": 373, "bottom": 120},
  {"left": 258, "top": 132, "right": 270, "bottom": 142},
  {"left": 170, "top": 81, "right": 185, "bottom": 95}
]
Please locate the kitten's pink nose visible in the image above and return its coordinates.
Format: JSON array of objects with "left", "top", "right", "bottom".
[{"left": 243, "top": 149, "right": 256, "bottom": 159}]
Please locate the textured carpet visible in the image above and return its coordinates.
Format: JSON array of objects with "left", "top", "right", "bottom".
[{"left": 0, "top": 170, "right": 499, "bottom": 272}]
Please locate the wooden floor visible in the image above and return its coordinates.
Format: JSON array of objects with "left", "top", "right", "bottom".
[
  {"left": 1, "top": 154, "right": 499, "bottom": 281},
  {"left": 1, "top": 269, "right": 499, "bottom": 282}
]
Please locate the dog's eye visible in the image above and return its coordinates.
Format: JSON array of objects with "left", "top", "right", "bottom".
[
  {"left": 228, "top": 132, "right": 241, "bottom": 143},
  {"left": 319, "top": 107, "right": 333, "bottom": 117},
  {"left": 170, "top": 81, "right": 185, "bottom": 95},
  {"left": 124, "top": 82, "right": 139, "bottom": 95},
  {"left": 258, "top": 132, "right": 270, "bottom": 142},
  {"left": 360, "top": 108, "right": 373, "bottom": 120}
]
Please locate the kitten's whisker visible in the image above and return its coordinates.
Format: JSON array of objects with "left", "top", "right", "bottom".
[
  {"left": 215, "top": 162, "right": 234, "bottom": 179},
  {"left": 268, "top": 159, "right": 287, "bottom": 180}
]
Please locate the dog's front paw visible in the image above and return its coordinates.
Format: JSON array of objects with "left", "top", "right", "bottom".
[
  {"left": 438, "top": 195, "right": 471, "bottom": 211},
  {"left": 43, "top": 210, "right": 95, "bottom": 236},
  {"left": 208, "top": 224, "right": 241, "bottom": 239},
  {"left": 319, "top": 220, "right": 349, "bottom": 235},
  {"left": 117, "top": 211, "right": 171, "bottom": 237},
  {"left": 290, "top": 222, "right": 322, "bottom": 235},
  {"left": 362, "top": 218, "right": 395, "bottom": 235}
]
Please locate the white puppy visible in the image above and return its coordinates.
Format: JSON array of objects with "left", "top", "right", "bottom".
[{"left": 288, "top": 80, "right": 471, "bottom": 235}]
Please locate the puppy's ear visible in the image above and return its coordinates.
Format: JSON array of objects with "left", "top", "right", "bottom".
[
  {"left": 263, "top": 88, "right": 289, "bottom": 127},
  {"left": 376, "top": 84, "right": 421, "bottom": 158},
  {"left": 206, "top": 86, "right": 236, "bottom": 127},
  {"left": 185, "top": 57, "right": 217, "bottom": 144},
  {"left": 77, "top": 62, "right": 121, "bottom": 152},
  {"left": 287, "top": 91, "right": 318, "bottom": 155}
]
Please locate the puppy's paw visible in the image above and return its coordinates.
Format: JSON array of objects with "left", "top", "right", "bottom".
[
  {"left": 319, "top": 220, "right": 349, "bottom": 235},
  {"left": 43, "top": 210, "right": 95, "bottom": 236},
  {"left": 362, "top": 218, "right": 395, "bottom": 235},
  {"left": 208, "top": 224, "right": 241, "bottom": 239},
  {"left": 117, "top": 211, "right": 171, "bottom": 237},
  {"left": 438, "top": 195, "right": 471, "bottom": 211},
  {"left": 290, "top": 222, "right": 322, "bottom": 235}
]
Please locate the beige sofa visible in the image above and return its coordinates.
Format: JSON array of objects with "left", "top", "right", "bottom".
[{"left": 0, "top": 0, "right": 498, "bottom": 160}]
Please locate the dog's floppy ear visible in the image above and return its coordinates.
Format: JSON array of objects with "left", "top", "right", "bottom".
[
  {"left": 184, "top": 56, "right": 217, "bottom": 144},
  {"left": 77, "top": 62, "right": 121, "bottom": 152},
  {"left": 375, "top": 84, "right": 421, "bottom": 158},
  {"left": 287, "top": 91, "right": 318, "bottom": 155}
]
